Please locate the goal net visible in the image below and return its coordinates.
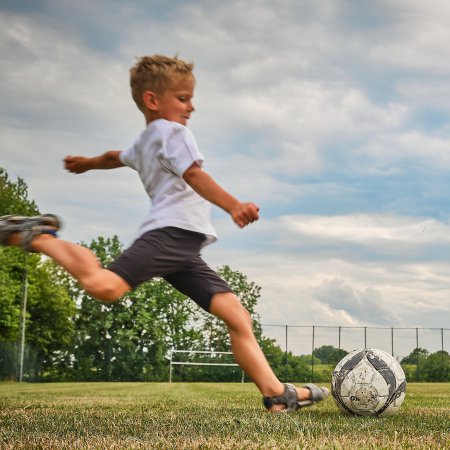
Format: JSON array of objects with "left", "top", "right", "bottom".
[{"left": 168, "top": 350, "right": 245, "bottom": 382}]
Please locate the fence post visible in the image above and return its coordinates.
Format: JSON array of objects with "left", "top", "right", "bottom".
[
  {"left": 416, "top": 327, "right": 419, "bottom": 381},
  {"left": 311, "top": 326, "right": 315, "bottom": 383},
  {"left": 18, "top": 266, "right": 28, "bottom": 383},
  {"left": 285, "top": 325, "right": 288, "bottom": 380},
  {"left": 338, "top": 326, "right": 341, "bottom": 352},
  {"left": 391, "top": 327, "right": 394, "bottom": 356}
]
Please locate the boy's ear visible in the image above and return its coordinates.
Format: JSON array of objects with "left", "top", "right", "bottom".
[{"left": 142, "top": 90, "right": 159, "bottom": 111}]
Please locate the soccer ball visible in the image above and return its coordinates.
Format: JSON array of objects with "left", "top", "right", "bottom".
[{"left": 331, "top": 348, "right": 406, "bottom": 416}]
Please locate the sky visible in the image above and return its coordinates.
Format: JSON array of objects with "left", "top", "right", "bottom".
[{"left": 1, "top": 0, "right": 449, "bottom": 356}]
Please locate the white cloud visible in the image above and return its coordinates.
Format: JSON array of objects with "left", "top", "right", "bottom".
[
  {"left": 280, "top": 213, "right": 450, "bottom": 248},
  {"left": 311, "top": 277, "right": 402, "bottom": 326},
  {"left": 232, "top": 80, "right": 409, "bottom": 140},
  {"left": 0, "top": 11, "right": 138, "bottom": 132},
  {"left": 368, "top": 0, "right": 450, "bottom": 73},
  {"left": 359, "top": 131, "right": 450, "bottom": 171},
  {"left": 396, "top": 80, "right": 450, "bottom": 111}
]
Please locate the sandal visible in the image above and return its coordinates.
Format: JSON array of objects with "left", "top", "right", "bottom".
[
  {"left": 263, "top": 383, "right": 329, "bottom": 412},
  {"left": 0, "top": 214, "right": 61, "bottom": 252}
]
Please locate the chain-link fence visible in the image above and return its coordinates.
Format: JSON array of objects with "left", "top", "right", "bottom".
[
  {"left": 261, "top": 324, "right": 449, "bottom": 382},
  {"left": 261, "top": 325, "right": 449, "bottom": 357}
]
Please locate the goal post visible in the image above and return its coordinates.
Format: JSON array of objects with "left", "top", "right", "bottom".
[{"left": 168, "top": 350, "right": 245, "bottom": 382}]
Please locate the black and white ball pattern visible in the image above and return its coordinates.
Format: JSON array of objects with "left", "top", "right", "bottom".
[{"left": 331, "top": 348, "right": 407, "bottom": 416}]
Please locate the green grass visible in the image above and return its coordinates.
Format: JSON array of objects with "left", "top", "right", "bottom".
[{"left": 0, "top": 382, "right": 449, "bottom": 449}]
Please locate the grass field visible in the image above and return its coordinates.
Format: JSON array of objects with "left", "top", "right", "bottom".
[{"left": 0, "top": 382, "right": 449, "bottom": 449}]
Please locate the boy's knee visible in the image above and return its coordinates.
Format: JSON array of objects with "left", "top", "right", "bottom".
[
  {"left": 95, "top": 287, "right": 121, "bottom": 303},
  {"left": 240, "top": 306, "right": 253, "bottom": 326},
  {"left": 81, "top": 278, "right": 117, "bottom": 302},
  {"left": 80, "top": 270, "right": 130, "bottom": 302},
  {"left": 210, "top": 292, "right": 253, "bottom": 331},
  {"left": 229, "top": 306, "right": 254, "bottom": 334}
]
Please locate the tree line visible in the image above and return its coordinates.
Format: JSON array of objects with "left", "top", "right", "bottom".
[
  {"left": 400, "top": 348, "right": 449, "bottom": 382},
  {"left": 1, "top": 168, "right": 449, "bottom": 382}
]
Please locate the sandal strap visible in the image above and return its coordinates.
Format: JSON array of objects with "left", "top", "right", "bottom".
[
  {"left": 263, "top": 383, "right": 330, "bottom": 411},
  {"left": 297, "top": 383, "right": 329, "bottom": 408},
  {"left": 263, "top": 383, "right": 299, "bottom": 412}
]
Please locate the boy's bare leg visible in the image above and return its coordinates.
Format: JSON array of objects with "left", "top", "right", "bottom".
[
  {"left": 9, "top": 234, "right": 130, "bottom": 302},
  {"left": 209, "top": 292, "right": 313, "bottom": 412}
]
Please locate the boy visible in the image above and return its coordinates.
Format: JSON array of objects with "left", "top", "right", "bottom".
[{"left": 0, "top": 55, "right": 328, "bottom": 411}]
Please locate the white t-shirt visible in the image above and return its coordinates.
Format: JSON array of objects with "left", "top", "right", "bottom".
[{"left": 120, "top": 119, "right": 218, "bottom": 246}]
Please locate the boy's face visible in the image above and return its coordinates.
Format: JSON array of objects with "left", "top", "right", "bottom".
[{"left": 153, "top": 75, "right": 195, "bottom": 126}]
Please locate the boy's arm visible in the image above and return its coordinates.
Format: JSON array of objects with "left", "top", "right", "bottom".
[
  {"left": 182, "top": 163, "right": 259, "bottom": 228},
  {"left": 64, "top": 151, "right": 125, "bottom": 174}
]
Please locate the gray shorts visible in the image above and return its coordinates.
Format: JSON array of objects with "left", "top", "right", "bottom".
[{"left": 108, "top": 227, "right": 232, "bottom": 311}]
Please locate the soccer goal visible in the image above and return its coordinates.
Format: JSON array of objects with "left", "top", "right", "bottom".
[{"left": 168, "top": 350, "right": 245, "bottom": 382}]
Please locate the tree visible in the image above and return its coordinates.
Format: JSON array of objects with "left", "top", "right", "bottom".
[
  {"left": 400, "top": 348, "right": 429, "bottom": 365},
  {"left": 0, "top": 168, "right": 76, "bottom": 380},
  {"left": 25, "top": 259, "right": 75, "bottom": 379},
  {"left": 0, "top": 168, "right": 40, "bottom": 343},
  {"left": 0, "top": 168, "right": 39, "bottom": 216},
  {"left": 0, "top": 248, "right": 25, "bottom": 341},
  {"left": 421, "top": 351, "right": 449, "bottom": 382},
  {"left": 314, "top": 345, "right": 348, "bottom": 365},
  {"left": 259, "top": 336, "right": 312, "bottom": 382}
]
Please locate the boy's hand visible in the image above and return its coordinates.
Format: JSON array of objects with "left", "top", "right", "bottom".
[
  {"left": 64, "top": 155, "right": 90, "bottom": 174},
  {"left": 64, "top": 151, "right": 123, "bottom": 173},
  {"left": 230, "top": 202, "right": 260, "bottom": 228}
]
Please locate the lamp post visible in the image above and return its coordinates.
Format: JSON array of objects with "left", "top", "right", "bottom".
[{"left": 18, "top": 265, "right": 28, "bottom": 382}]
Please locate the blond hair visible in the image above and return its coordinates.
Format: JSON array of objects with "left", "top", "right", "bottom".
[{"left": 130, "top": 55, "right": 195, "bottom": 112}]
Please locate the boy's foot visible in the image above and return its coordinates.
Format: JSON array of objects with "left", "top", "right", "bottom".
[
  {"left": 263, "top": 383, "right": 329, "bottom": 412},
  {"left": 0, "top": 214, "right": 61, "bottom": 252}
]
